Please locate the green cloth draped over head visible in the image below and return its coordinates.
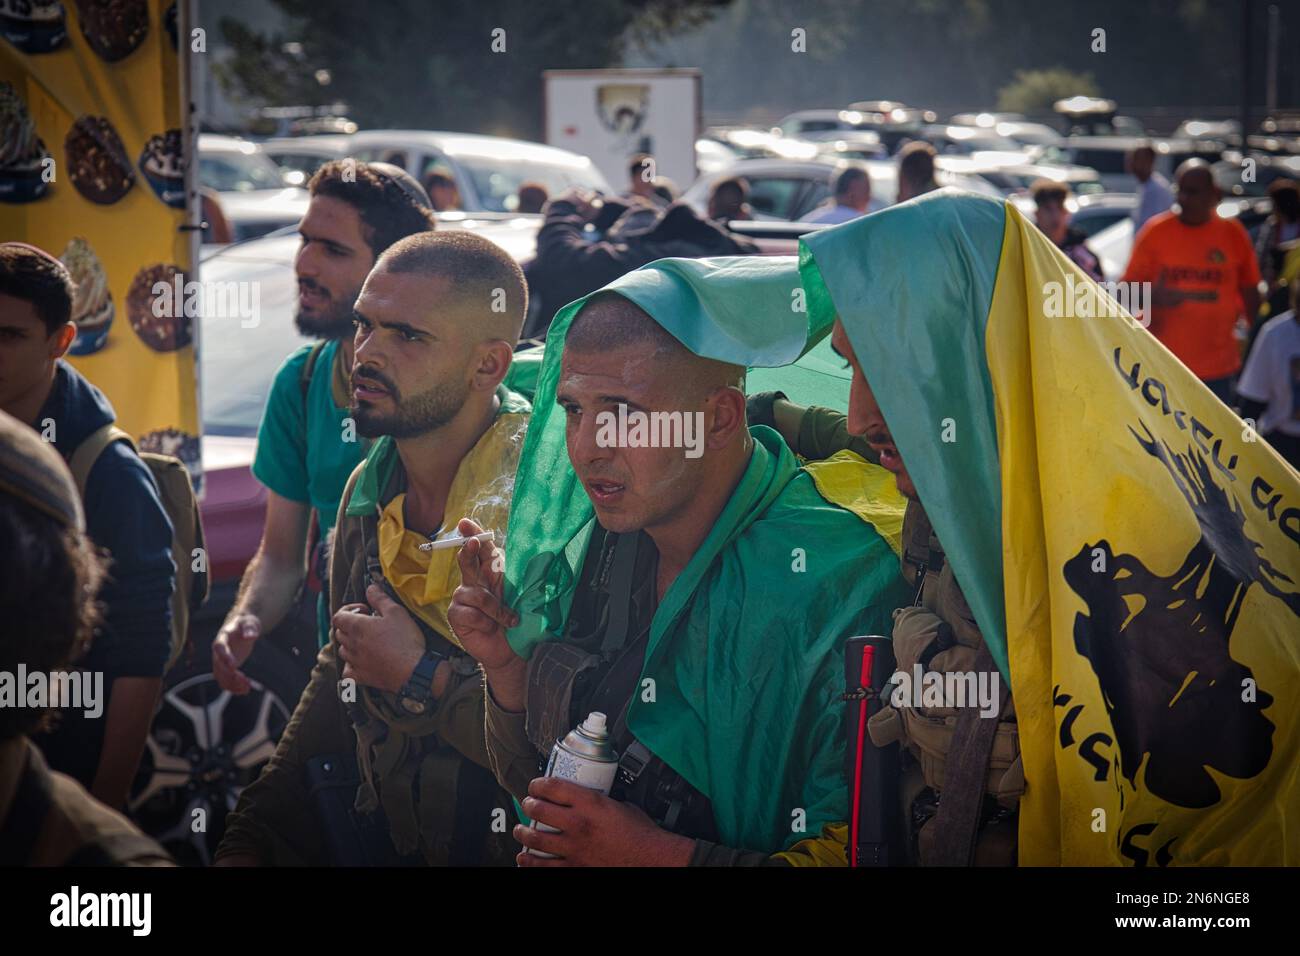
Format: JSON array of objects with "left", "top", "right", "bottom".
[
  {"left": 503, "top": 256, "right": 909, "bottom": 852},
  {"left": 799, "top": 189, "right": 1012, "bottom": 680}
]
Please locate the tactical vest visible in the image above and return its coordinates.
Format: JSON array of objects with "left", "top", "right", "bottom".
[
  {"left": 867, "top": 501, "right": 1024, "bottom": 866},
  {"left": 523, "top": 527, "right": 720, "bottom": 842},
  {"left": 329, "top": 464, "right": 516, "bottom": 866}
]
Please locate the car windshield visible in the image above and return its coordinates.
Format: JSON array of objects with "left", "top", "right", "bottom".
[
  {"left": 451, "top": 155, "right": 610, "bottom": 212},
  {"left": 200, "top": 150, "right": 288, "bottom": 192}
]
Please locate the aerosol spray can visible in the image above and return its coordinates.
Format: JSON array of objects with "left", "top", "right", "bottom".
[{"left": 526, "top": 711, "right": 619, "bottom": 857}]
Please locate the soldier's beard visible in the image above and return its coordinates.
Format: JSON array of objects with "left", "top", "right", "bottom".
[{"left": 352, "top": 378, "right": 470, "bottom": 440}]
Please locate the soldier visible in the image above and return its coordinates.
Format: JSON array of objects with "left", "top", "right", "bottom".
[
  {"left": 215, "top": 231, "right": 530, "bottom": 866},
  {"left": 751, "top": 323, "right": 1023, "bottom": 865},
  {"left": 448, "top": 279, "right": 907, "bottom": 866}
]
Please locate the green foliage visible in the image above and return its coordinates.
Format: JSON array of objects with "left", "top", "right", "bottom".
[{"left": 996, "top": 68, "right": 1101, "bottom": 114}]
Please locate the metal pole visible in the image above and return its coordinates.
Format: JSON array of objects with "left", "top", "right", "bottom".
[
  {"left": 1240, "top": 0, "right": 1253, "bottom": 145},
  {"left": 1266, "top": 4, "right": 1279, "bottom": 116}
]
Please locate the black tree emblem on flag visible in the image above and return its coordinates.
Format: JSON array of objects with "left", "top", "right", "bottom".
[{"left": 1063, "top": 421, "right": 1299, "bottom": 808}]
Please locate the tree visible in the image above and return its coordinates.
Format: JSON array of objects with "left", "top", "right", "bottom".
[
  {"left": 215, "top": 0, "right": 731, "bottom": 139},
  {"left": 997, "top": 68, "right": 1101, "bottom": 115}
]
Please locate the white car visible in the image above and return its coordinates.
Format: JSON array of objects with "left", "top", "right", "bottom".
[
  {"left": 937, "top": 154, "right": 1102, "bottom": 196},
  {"left": 1062, "top": 136, "right": 1226, "bottom": 193},
  {"left": 199, "top": 134, "right": 309, "bottom": 241},
  {"left": 681, "top": 157, "right": 1002, "bottom": 222},
  {"left": 261, "top": 130, "right": 614, "bottom": 214},
  {"left": 260, "top": 134, "right": 355, "bottom": 185},
  {"left": 344, "top": 130, "right": 612, "bottom": 213},
  {"left": 948, "top": 113, "right": 1066, "bottom": 150}
]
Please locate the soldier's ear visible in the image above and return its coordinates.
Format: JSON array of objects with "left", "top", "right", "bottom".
[
  {"left": 472, "top": 340, "right": 513, "bottom": 392},
  {"left": 707, "top": 386, "right": 748, "bottom": 449}
]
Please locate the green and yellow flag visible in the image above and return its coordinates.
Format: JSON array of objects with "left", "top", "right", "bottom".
[{"left": 800, "top": 189, "right": 1300, "bottom": 866}]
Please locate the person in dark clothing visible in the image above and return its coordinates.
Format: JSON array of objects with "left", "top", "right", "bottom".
[
  {"left": 0, "top": 409, "right": 174, "bottom": 867},
  {"left": 1031, "top": 179, "right": 1106, "bottom": 282},
  {"left": 516, "top": 181, "right": 548, "bottom": 214},
  {"left": 1256, "top": 178, "right": 1300, "bottom": 319},
  {"left": 707, "top": 177, "right": 752, "bottom": 223},
  {"left": 0, "top": 243, "right": 175, "bottom": 811},
  {"left": 897, "top": 141, "right": 938, "bottom": 203},
  {"left": 625, "top": 153, "right": 661, "bottom": 205},
  {"left": 521, "top": 189, "right": 759, "bottom": 340}
]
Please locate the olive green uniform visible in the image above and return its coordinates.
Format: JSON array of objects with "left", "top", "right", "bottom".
[
  {"left": 0, "top": 737, "right": 174, "bottom": 866},
  {"left": 216, "top": 462, "right": 516, "bottom": 866}
]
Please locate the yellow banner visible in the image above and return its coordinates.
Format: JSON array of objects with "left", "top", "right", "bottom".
[
  {"left": 0, "top": 0, "right": 198, "bottom": 483},
  {"left": 987, "top": 204, "right": 1300, "bottom": 865}
]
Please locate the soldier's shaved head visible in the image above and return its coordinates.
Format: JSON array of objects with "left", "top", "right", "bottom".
[
  {"left": 565, "top": 293, "right": 745, "bottom": 396},
  {"left": 376, "top": 231, "right": 527, "bottom": 345}
]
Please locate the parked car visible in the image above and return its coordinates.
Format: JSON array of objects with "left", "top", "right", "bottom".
[
  {"left": 948, "top": 112, "right": 1067, "bottom": 151},
  {"left": 937, "top": 155, "right": 1103, "bottom": 196},
  {"left": 260, "top": 134, "right": 355, "bottom": 185},
  {"left": 1213, "top": 153, "right": 1300, "bottom": 198},
  {"left": 1052, "top": 96, "right": 1146, "bottom": 137},
  {"left": 344, "top": 130, "right": 612, "bottom": 212},
  {"left": 813, "top": 131, "right": 890, "bottom": 163},
  {"left": 129, "top": 213, "right": 544, "bottom": 862},
  {"left": 682, "top": 157, "right": 1003, "bottom": 222},
  {"left": 916, "top": 124, "right": 1027, "bottom": 156},
  {"left": 199, "top": 134, "right": 309, "bottom": 241},
  {"left": 776, "top": 104, "right": 933, "bottom": 154},
  {"left": 1062, "top": 136, "right": 1227, "bottom": 193},
  {"left": 774, "top": 108, "right": 873, "bottom": 142},
  {"left": 700, "top": 126, "right": 823, "bottom": 162}
]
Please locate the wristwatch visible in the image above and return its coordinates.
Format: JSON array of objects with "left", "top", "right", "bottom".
[{"left": 397, "top": 650, "right": 444, "bottom": 715}]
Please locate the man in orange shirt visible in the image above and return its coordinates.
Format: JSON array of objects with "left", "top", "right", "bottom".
[{"left": 1122, "top": 160, "right": 1262, "bottom": 405}]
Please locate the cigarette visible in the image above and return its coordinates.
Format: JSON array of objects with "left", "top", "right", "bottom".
[{"left": 418, "top": 530, "right": 494, "bottom": 552}]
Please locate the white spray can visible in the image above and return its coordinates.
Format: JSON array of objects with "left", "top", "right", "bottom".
[{"left": 526, "top": 711, "right": 619, "bottom": 857}]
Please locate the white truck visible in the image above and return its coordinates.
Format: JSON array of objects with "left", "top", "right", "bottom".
[{"left": 543, "top": 68, "right": 701, "bottom": 196}]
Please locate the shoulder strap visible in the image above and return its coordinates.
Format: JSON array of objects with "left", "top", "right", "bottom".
[
  {"left": 599, "top": 532, "right": 642, "bottom": 657},
  {"left": 300, "top": 340, "right": 329, "bottom": 406},
  {"left": 68, "top": 424, "right": 133, "bottom": 496},
  {"left": 923, "top": 643, "right": 1009, "bottom": 865}
]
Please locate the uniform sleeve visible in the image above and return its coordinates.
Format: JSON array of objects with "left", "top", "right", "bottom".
[
  {"left": 797, "top": 405, "right": 878, "bottom": 463},
  {"left": 82, "top": 444, "right": 175, "bottom": 678},
  {"left": 483, "top": 683, "right": 540, "bottom": 802},
  {"left": 252, "top": 347, "right": 313, "bottom": 505}
]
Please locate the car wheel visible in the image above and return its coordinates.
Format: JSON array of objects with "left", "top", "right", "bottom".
[{"left": 128, "top": 641, "right": 304, "bottom": 866}]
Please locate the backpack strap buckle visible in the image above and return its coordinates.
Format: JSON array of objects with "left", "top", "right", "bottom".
[{"left": 617, "top": 739, "right": 652, "bottom": 787}]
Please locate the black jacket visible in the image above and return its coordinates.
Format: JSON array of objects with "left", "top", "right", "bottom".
[
  {"left": 523, "top": 198, "right": 759, "bottom": 340},
  {"left": 32, "top": 361, "right": 175, "bottom": 785}
]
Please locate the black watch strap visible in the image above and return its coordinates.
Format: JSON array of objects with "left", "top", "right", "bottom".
[{"left": 400, "top": 650, "right": 445, "bottom": 703}]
